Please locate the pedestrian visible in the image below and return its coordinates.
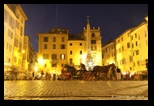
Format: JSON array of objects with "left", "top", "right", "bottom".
[
  {"left": 48, "top": 73, "right": 51, "bottom": 80},
  {"left": 116, "top": 66, "right": 121, "bottom": 73},
  {"left": 116, "top": 66, "right": 121, "bottom": 80},
  {"left": 46, "top": 72, "right": 48, "bottom": 80},
  {"left": 32, "top": 72, "right": 34, "bottom": 80}
]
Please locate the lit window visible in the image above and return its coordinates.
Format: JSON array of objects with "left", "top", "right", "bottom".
[{"left": 60, "top": 54, "right": 65, "bottom": 60}]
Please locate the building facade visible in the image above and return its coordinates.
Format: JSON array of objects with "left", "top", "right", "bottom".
[
  {"left": 37, "top": 28, "right": 69, "bottom": 75},
  {"left": 4, "top": 4, "right": 28, "bottom": 80},
  {"left": 37, "top": 19, "right": 103, "bottom": 75},
  {"left": 102, "top": 40, "right": 116, "bottom": 66},
  {"left": 23, "top": 35, "right": 38, "bottom": 77},
  {"left": 115, "top": 16, "right": 148, "bottom": 74}
]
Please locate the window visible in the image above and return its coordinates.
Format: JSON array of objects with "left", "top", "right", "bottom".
[
  {"left": 62, "top": 37, "right": 64, "bottom": 42},
  {"left": 135, "top": 33, "right": 137, "bottom": 38},
  {"left": 127, "top": 42, "right": 130, "bottom": 48},
  {"left": 60, "top": 54, "right": 65, "bottom": 60},
  {"left": 118, "top": 39, "right": 120, "bottom": 43},
  {"left": 91, "top": 40, "right": 96, "bottom": 44},
  {"left": 80, "top": 43, "right": 82, "bottom": 46},
  {"left": 122, "top": 58, "right": 126, "bottom": 64},
  {"left": 9, "top": 16, "right": 15, "bottom": 29},
  {"left": 95, "top": 46, "right": 97, "bottom": 50},
  {"left": 70, "top": 43, "right": 72, "bottom": 46},
  {"left": 136, "top": 41, "right": 138, "bottom": 46},
  {"left": 43, "top": 54, "right": 49, "bottom": 59},
  {"left": 70, "top": 51, "right": 72, "bottom": 54},
  {"left": 52, "top": 54, "right": 57, "bottom": 59},
  {"left": 8, "top": 29, "right": 13, "bottom": 39},
  {"left": 14, "top": 38, "right": 18, "bottom": 47},
  {"left": 70, "top": 58, "right": 73, "bottom": 65},
  {"left": 52, "top": 63, "right": 57, "bottom": 67},
  {"left": 121, "top": 37, "right": 123, "bottom": 41},
  {"left": 136, "top": 50, "right": 139, "bottom": 55},
  {"left": 91, "top": 33, "right": 95, "bottom": 37},
  {"left": 137, "top": 61, "right": 140, "bottom": 66},
  {"left": 53, "top": 37, "right": 56, "bottom": 42},
  {"left": 91, "top": 46, "right": 93, "bottom": 50},
  {"left": 44, "top": 37, "right": 48, "bottom": 42},
  {"left": 131, "top": 36, "right": 133, "bottom": 40},
  {"left": 129, "top": 56, "right": 133, "bottom": 62},
  {"left": 61, "top": 44, "right": 65, "bottom": 49},
  {"left": 53, "top": 44, "right": 56, "bottom": 49},
  {"left": 16, "top": 21, "right": 19, "bottom": 29},
  {"left": 80, "top": 51, "right": 82, "bottom": 54},
  {"left": 44, "top": 44, "right": 47, "bottom": 49},
  {"left": 132, "top": 44, "right": 134, "bottom": 48}
]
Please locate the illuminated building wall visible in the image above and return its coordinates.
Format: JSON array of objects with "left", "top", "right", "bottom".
[
  {"left": 37, "top": 26, "right": 102, "bottom": 74},
  {"left": 115, "top": 29, "right": 133, "bottom": 72},
  {"left": 115, "top": 16, "right": 148, "bottom": 73},
  {"left": 102, "top": 16, "right": 148, "bottom": 74},
  {"left": 128, "top": 16, "right": 148, "bottom": 72},
  {"left": 102, "top": 41, "right": 116, "bottom": 66},
  {"left": 37, "top": 28, "right": 68, "bottom": 75},
  {"left": 67, "top": 40, "right": 86, "bottom": 69},
  {"left": 4, "top": 4, "right": 28, "bottom": 73}
]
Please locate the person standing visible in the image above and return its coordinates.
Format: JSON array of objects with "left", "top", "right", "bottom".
[{"left": 116, "top": 66, "right": 121, "bottom": 80}]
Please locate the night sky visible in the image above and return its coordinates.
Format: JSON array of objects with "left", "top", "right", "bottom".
[{"left": 20, "top": 4, "right": 148, "bottom": 52}]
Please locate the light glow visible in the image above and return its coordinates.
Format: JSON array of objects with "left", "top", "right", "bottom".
[{"left": 38, "top": 57, "right": 44, "bottom": 64}]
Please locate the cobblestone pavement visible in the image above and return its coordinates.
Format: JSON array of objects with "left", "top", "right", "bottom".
[{"left": 4, "top": 80, "right": 148, "bottom": 100}]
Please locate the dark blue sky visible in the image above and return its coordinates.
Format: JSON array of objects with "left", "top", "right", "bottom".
[{"left": 20, "top": 4, "right": 148, "bottom": 52}]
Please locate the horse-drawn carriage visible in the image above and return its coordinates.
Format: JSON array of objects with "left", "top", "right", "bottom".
[{"left": 59, "top": 63, "right": 117, "bottom": 81}]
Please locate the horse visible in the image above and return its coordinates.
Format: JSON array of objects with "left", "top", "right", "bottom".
[
  {"left": 63, "top": 64, "right": 77, "bottom": 79},
  {"left": 92, "top": 63, "right": 116, "bottom": 80}
]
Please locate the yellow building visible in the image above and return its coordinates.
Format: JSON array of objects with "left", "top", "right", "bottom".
[
  {"left": 115, "top": 16, "right": 148, "bottom": 74},
  {"left": 37, "top": 19, "right": 102, "bottom": 74},
  {"left": 37, "top": 28, "right": 68, "bottom": 75},
  {"left": 4, "top": 4, "right": 28, "bottom": 79},
  {"left": 102, "top": 40, "right": 116, "bottom": 66},
  {"left": 67, "top": 40, "right": 86, "bottom": 69}
]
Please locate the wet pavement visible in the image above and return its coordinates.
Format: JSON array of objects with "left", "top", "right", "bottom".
[{"left": 4, "top": 80, "right": 148, "bottom": 100}]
